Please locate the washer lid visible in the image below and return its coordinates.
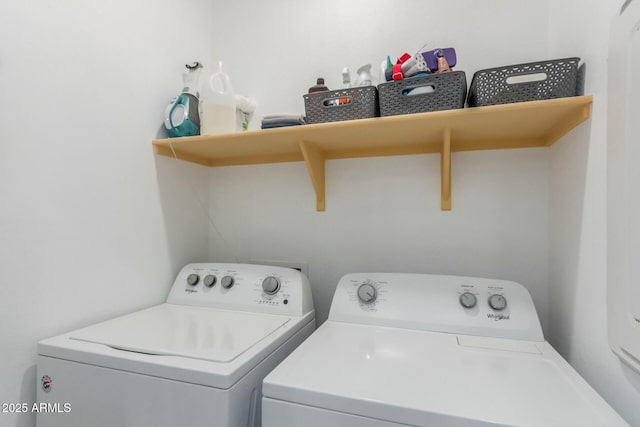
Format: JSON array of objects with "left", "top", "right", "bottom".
[
  {"left": 70, "top": 304, "right": 290, "bottom": 363},
  {"left": 263, "top": 322, "right": 628, "bottom": 427}
]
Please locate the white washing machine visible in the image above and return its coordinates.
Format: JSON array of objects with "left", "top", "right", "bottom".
[
  {"left": 262, "top": 273, "right": 628, "bottom": 427},
  {"left": 37, "top": 263, "right": 315, "bottom": 427}
]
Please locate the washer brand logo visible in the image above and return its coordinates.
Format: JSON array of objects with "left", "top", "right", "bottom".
[
  {"left": 41, "top": 375, "right": 52, "bottom": 393},
  {"left": 487, "top": 313, "right": 510, "bottom": 321}
]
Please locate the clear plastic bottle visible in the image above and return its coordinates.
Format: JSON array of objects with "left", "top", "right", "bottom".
[{"left": 200, "top": 61, "right": 236, "bottom": 135}]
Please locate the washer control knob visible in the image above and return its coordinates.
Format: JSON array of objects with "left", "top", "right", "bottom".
[
  {"left": 459, "top": 292, "right": 477, "bottom": 309},
  {"left": 221, "top": 275, "right": 235, "bottom": 289},
  {"left": 203, "top": 275, "right": 216, "bottom": 287},
  {"left": 187, "top": 274, "right": 199, "bottom": 286},
  {"left": 262, "top": 276, "right": 281, "bottom": 295},
  {"left": 488, "top": 294, "right": 507, "bottom": 311},
  {"left": 357, "top": 283, "right": 378, "bottom": 304}
]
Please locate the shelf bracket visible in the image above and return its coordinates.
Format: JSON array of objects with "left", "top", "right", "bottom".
[
  {"left": 299, "top": 140, "right": 326, "bottom": 211},
  {"left": 545, "top": 104, "right": 592, "bottom": 146},
  {"left": 441, "top": 128, "right": 452, "bottom": 211}
]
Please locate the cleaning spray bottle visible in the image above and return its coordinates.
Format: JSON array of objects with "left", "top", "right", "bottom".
[
  {"left": 200, "top": 61, "right": 236, "bottom": 135},
  {"left": 355, "top": 64, "right": 375, "bottom": 86},
  {"left": 164, "top": 62, "right": 203, "bottom": 138}
]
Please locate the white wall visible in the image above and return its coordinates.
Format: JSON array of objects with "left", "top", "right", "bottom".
[
  {"left": 206, "top": 0, "right": 552, "bottom": 327},
  {"left": 0, "top": 2, "right": 214, "bottom": 426},
  {"left": 548, "top": 0, "right": 640, "bottom": 424},
  {"left": 209, "top": 150, "right": 550, "bottom": 325}
]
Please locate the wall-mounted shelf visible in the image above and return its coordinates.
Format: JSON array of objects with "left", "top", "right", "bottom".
[{"left": 153, "top": 95, "right": 592, "bottom": 211}]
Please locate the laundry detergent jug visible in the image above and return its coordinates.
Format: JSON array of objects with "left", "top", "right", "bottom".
[{"left": 200, "top": 61, "right": 236, "bottom": 135}]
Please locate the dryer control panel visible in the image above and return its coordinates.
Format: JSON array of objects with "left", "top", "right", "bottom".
[
  {"left": 329, "top": 273, "right": 543, "bottom": 342},
  {"left": 166, "top": 263, "right": 314, "bottom": 316}
]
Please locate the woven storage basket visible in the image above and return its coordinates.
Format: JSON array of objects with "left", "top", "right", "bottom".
[
  {"left": 377, "top": 71, "right": 467, "bottom": 117},
  {"left": 303, "top": 86, "right": 379, "bottom": 124},
  {"left": 467, "top": 57, "right": 582, "bottom": 107}
]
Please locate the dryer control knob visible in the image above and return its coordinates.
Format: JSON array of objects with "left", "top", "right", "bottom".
[
  {"left": 488, "top": 294, "right": 507, "bottom": 311},
  {"left": 187, "top": 274, "right": 200, "bottom": 286},
  {"left": 221, "top": 275, "right": 235, "bottom": 289},
  {"left": 203, "top": 275, "right": 216, "bottom": 287},
  {"left": 357, "top": 283, "right": 377, "bottom": 304},
  {"left": 459, "top": 292, "right": 477, "bottom": 309},
  {"left": 262, "top": 276, "right": 281, "bottom": 295}
]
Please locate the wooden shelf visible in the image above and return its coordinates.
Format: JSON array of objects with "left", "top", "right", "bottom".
[{"left": 153, "top": 95, "right": 593, "bottom": 211}]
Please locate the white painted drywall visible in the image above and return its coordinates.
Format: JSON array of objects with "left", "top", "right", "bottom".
[
  {"left": 548, "top": 0, "right": 640, "bottom": 424},
  {"left": 0, "top": 1, "right": 213, "bottom": 426},
  {"left": 205, "top": 0, "right": 552, "bottom": 329},
  {"left": 208, "top": 150, "right": 550, "bottom": 327}
]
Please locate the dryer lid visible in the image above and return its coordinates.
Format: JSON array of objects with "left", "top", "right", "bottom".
[
  {"left": 70, "top": 304, "right": 290, "bottom": 363},
  {"left": 263, "top": 322, "right": 628, "bottom": 427}
]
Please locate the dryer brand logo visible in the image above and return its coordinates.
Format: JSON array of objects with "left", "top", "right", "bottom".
[
  {"left": 487, "top": 313, "right": 510, "bottom": 321},
  {"left": 41, "top": 375, "right": 52, "bottom": 393}
]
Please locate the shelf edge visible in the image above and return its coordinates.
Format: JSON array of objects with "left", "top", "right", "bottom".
[{"left": 154, "top": 145, "right": 212, "bottom": 166}]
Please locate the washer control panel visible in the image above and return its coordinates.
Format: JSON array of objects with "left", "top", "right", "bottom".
[
  {"left": 166, "top": 263, "right": 314, "bottom": 316},
  {"left": 329, "top": 273, "right": 543, "bottom": 342}
]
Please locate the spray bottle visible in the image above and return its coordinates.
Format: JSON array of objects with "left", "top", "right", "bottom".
[
  {"left": 200, "top": 61, "right": 236, "bottom": 135},
  {"left": 355, "top": 64, "right": 375, "bottom": 86},
  {"left": 164, "top": 62, "right": 203, "bottom": 138},
  {"left": 342, "top": 68, "right": 352, "bottom": 89}
]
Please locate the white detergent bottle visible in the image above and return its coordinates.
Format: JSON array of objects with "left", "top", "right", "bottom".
[{"left": 200, "top": 61, "right": 236, "bottom": 135}]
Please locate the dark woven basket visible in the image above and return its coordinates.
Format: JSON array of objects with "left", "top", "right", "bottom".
[
  {"left": 467, "top": 57, "right": 582, "bottom": 107},
  {"left": 377, "top": 71, "right": 467, "bottom": 117},
  {"left": 303, "top": 86, "right": 379, "bottom": 124}
]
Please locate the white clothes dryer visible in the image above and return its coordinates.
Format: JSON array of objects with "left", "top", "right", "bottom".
[
  {"left": 37, "top": 263, "right": 315, "bottom": 427},
  {"left": 262, "top": 273, "right": 628, "bottom": 427}
]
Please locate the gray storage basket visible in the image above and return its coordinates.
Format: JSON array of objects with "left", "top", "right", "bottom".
[
  {"left": 303, "top": 86, "right": 379, "bottom": 124},
  {"left": 377, "top": 71, "right": 467, "bottom": 117},
  {"left": 467, "top": 57, "right": 582, "bottom": 107}
]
